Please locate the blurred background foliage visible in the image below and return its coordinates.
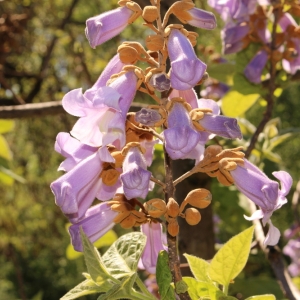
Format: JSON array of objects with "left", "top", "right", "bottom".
[{"left": 0, "top": 0, "right": 300, "bottom": 299}]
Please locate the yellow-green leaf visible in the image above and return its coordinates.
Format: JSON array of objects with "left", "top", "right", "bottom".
[
  {"left": 245, "top": 295, "right": 276, "bottom": 300},
  {"left": 183, "top": 254, "right": 211, "bottom": 283},
  {"left": 0, "top": 120, "right": 14, "bottom": 134},
  {"left": 209, "top": 226, "right": 254, "bottom": 287},
  {"left": 222, "top": 91, "right": 259, "bottom": 117},
  {"left": 0, "top": 135, "right": 12, "bottom": 160}
]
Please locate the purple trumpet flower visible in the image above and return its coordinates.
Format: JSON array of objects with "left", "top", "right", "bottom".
[
  {"left": 230, "top": 160, "right": 292, "bottom": 245},
  {"left": 200, "top": 80, "right": 230, "bottom": 100},
  {"left": 120, "top": 145, "right": 152, "bottom": 199},
  {"left": 69, "top": 202, "right": 118, "bottom": 252},
  {"left": 62, "top": 71, "right": 137, "bottom": 149},
  {"left": 169, "top": 88, "right": 198, "bottom": 109},
  {"left": 86, "top": 7, "right": 133, "bottom": 48},
  {"left": 195, "top": 98, "right": 241, "bottom": 140},
  {"left": 167, "top": 29, "right": 207, "bottom": 90},
  {"left": 164, "top": 101, "right": 203, "bottom": 160},
  {"left": 140, "top": 222, "right": 168, "bottom": 274},
  {"left": 244, "top": 50, "right": 268, "bottom": 84},
  {"left": 186, "top": 7, "right": 217, "bottom": 30},
  {"left": 283, "top": 238, "right": 300, "bottom": 277},
  {"left": 195, "top": 102, "right": 242, "bottom": 139},
  {"left": 51, "top": 137, "right": 122, "bottom": 223}
]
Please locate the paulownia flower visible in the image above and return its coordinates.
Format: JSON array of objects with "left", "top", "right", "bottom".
[
  {"left": 62, "top": 71, "right": 137, "bottom": 149},
  {"left": 121, "top": 144, "right": 152, "bottom": 199},
  {"left": 167, "top": 29, "right": 206, "bottom": 90},
  {"left": 86, "top": 7, "right": 133, "bottom": 48},
  {"left": 244, "top": 50, "right": 268, "bottom": 84},
  {"left": 51, "top": 135, "right": 122, "bottom": 223},
  {"left": 164, "top": 101, "right": 203, "bottom": 160},
  {"left": 186, "top": 7, "right": 216, "bottom": 30},
  {"left": 69, "top": 202, "right": 118, "bottom": 252},
  {"left": 139, "top": 222, "right": 168, "bottom": 274},
  {"left": 230, "top": 160, "right": 292, "bottom": 245}
]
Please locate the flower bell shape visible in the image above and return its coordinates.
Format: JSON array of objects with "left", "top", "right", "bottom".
[
  {"left": 120, "top": 143, "right": 152, "bottom": 199},
  {"left": 86, "top": 7, "right": 133, "bottom": 48},
  {"left": 84, "top": 54, "right": 126, "bottom": 100},
  {"left": 51, "top": 144, "right": 122, "bottom": 223},
  {"left": 230, "top": 160, "right": 292, "bottom": 245},
  {"left": 283, "top": 238, "right": 300, "bottom": 277},
  {"left": 244, "top": 50, "right": 268, "bottom": 84},
  {"left": 185, "top": 7, "right": 216, "bottom": 30},
  {"left": 55, "top": 132, "right": 98, "bottom": 172},
  {"left": 167, "top": 29, "right": 207, "bottom": 90},
  {"left": 63, "top": 71, "right": 137, "bottom": 149},
  {"left": 169, "top": 88, "right": 198, "bottom": 109},
  {"left": 140, "top": 222, "right": 168, "bottom": 274},
  {"left": 192, "top": 98, "right": 242, "bottom": 139},
  {"left": 69, "top": 202, "right": 118, "bottom": 252},
  {"left": 164, "top": 101, "right": 203, "bottom": 160}
]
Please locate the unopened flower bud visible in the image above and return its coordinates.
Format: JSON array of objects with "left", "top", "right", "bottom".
[
  {"left": 184, "top": 188, "right": 212, "bottom": 209},
  {"left": 142, "top": 6, "right": 159, "bottom": 23},
  {"left": 149, "top": 73, "right": 171, "bottom": 92},
  {"left": 120, "top": 214, "right": 137, "bottom": 228},
  {"left": 146, "top": 35, "right": 164, "bottom": 51},
  {"left": 135, "top": 108, "right": 163, "bottom": 126},
  {"left": 185, "top": 208, "right": 201, "bottom": 225},
  {"left": 167, "top": 197, "right": 180, "bottom": 218},
  {"left": 168, "top": 220, "right": 179, "bottom": 236},
  {"left": 144, "top": 198, "right": 167, "bottom": 218}
]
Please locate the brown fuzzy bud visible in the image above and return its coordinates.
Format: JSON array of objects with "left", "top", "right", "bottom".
[
  {"left": 142, "top": 6, "right": 159, "bottom": 23},
  {"left": 120, "top": 214, "right": 137, "bottom": 228},
  {"left": 167, "top": 197, "right": 180, "bottom": 218},
  {"left": 184, "top": 189, "right": 212, "bottom": 209},
  {"left": 167, "top": 220, "right": 179, "bottom": 236},
  {"left": 185, "top": 208, "right": 201, "bottom": 225},
  {"left": 144, "top": 198, "right": 167, "bottom": 218},
  {"left": 146, "top": 35, "right": 164, "bottom": 51}
]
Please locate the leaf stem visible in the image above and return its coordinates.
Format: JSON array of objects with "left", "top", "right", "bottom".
[{"left": 135, "top": 276, "right": 157, "bottom": 300}]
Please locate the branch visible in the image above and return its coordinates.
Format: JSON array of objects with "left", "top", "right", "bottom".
[{"left": 0, "top": 101, "right": 148, "bottom": 119}]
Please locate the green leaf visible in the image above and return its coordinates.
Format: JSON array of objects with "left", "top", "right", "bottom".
[
  {"left": 183, "top": 277, "right": 227, "bottom": 300},
  {"left": 80, "top": 228, "right": 117, "bottom": 285},
  {"left": 156, "top": 250, "right": 176, "bottom": 300},
  {"left": 60, "top": 279, "right": 110, "bottom": 300},
  {"left": 221, "top": 91, "right": 259, "bottom": 117},
  {"left": 233, "top": 73, "right": 262, "bottom": 95},
  {"left": 0, "top": 120, "right": 14, "bottom": 134},
  {"left": 66, "top": 230, "right": 118, "bottom": 260},
  {"left": 209, "top": 226, "right": 254, "bottom": 287},
  {"left": 267, "top": 133, "right": 294, "bottom": 151},
  {"left": 245, "top": 295, "right": 276, "bottom": 300},
  {"left": 102, "top": 232, "right": 146, "bottom": 278},
  {"left": 97, "top": 273, "right": 156, "bottom": 300},
  {"left": 0, "top": 135, "right": 12, "bottom": 161},
  {"left": 175, "top": 280, "right": 188, "bottom": 294},
  {"left": 183, "top": 254, "right": 211, "bottom": 283}
]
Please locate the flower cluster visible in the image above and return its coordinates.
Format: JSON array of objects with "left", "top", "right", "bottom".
[
  {"left": 209, "top": 1, "right": 300, "bottom": 83},
  {"left": 51, "top": 0, "right": 292, "bottom": 275}
]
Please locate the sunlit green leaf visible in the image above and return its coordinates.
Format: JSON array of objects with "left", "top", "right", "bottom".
[
  {"left": 183, "top": 277, "right": 227, "bottom": 300},
  {"left": 222, "top": 91, "right": 259, "bottom": 117},
  {"left": 245, "top": 295, "right": 276, "bottom": 300},
  {"left": 102, "top": 232, "right": 146, "bottom": 278},
  {"left": 207, "top": 63, "right": 235, "bottom": 84},
  {"left": 183, "top": 254, "right": 211, "bottom": 283},
  {"left": 156, "top": 250, "right": 176, "bottom": 300},
  {"left": 0, "top": 135, "right": 12, "bottom": 161},
  {"left": 209, "top": 226, "right": 254, "bottom": 287},
  {"left": 80, "top": 228, "right": 117, "bottom": 286},
  {"left": 60, "top": 279, "right": 109, "bottom": 300}
]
